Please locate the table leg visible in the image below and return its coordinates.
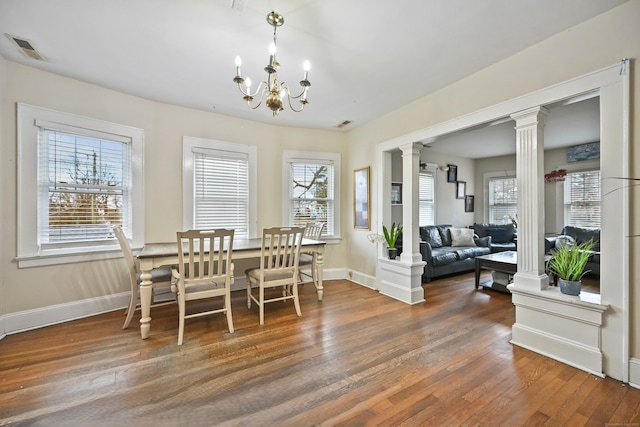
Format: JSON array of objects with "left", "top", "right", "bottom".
[
  {"left": 139, "top": 269, "right": 153, "bottom": 339},
  {"left": 475, "top": 259, "right": 481, "bottom": 289},
  {"left": 315, "top": 251, "right": 324, "bottom": 301}
]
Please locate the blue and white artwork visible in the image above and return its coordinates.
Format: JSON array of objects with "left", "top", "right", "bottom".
[{"left": 567, "top": 142, "right": 600, "bottom": 162}]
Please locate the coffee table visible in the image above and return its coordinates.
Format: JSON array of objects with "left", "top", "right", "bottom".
[
  {"left": 475, "top": 251, "right": 517, "bottom": 292},
  {"left": 475, "top": 250, "right": 553, "bottom": 292}
]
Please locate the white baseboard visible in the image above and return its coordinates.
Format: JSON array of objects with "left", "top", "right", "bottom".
[
  {"left": 629, "top": 358, "right": 640, "bottom": 389},
  {"left": 0, "top": 268, "right": 348, "bottom": 337},
  {"left": 3, "top": 292, "right": 131, "bottom": 336}
]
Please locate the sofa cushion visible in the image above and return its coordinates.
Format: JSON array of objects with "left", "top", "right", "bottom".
[
  {"left": 473, "top": 223, "right": 515, "bottom": 243},
  {"left": 451, "top": 228, "right": 476, "bottom": 247},
  {"left": 485, "top": 227, "right": 510, "bottom": 244},
  {"left": 425, "top": 227, "right": 443, "bottom": 248},
  {"left": 430, "top": 248, "right": 458, "bottom": 267},
  {"left": 562, "top": 226, "right": 600, "bottom": 251},
  {"left": 438, "top": 225, "right": 453, "bottom": 247},
  {"left": 455, "top": 247, "right": 478, "bottom": 260}
]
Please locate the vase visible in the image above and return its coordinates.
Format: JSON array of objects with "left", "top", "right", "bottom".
[
  {"left": 559, "top": 279, "right": 581, "bottom": 296},
  {"left": 388, "top": 248, "right": 398, "bottom": 260}
]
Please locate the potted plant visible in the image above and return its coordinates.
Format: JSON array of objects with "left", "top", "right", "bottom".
[
  {"left": 546, "top": 240, "right": 595, "bottom": 296},
  {"left": 382, "top": 223, "right": 403, "bottom": 260}
]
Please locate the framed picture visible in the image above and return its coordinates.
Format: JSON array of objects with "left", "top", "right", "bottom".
[
  {"left": 465, "top": 195, "right": 475, "bottom": 212},
  {"left": 391, "top": 182, "right": 402, "bottom": 204},
  {"left": 456, "top": 181, "right": 466, "bottom": 199},
  {"left": 354, "top": 167, "right": 370, "bottom": 229},
  {"left": 447, "top": 164, "right": 458, "bottom": 183}
]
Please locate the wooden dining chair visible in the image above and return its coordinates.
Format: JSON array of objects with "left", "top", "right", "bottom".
[
  {"left": 113, "top": 225, "right": 175, "bottom": 330},
  {"left": 298, "top": 221, "right": 325, "bottom": 285},
  {"left": 173, "top": 229, "right": 235, "bottom": 345},
  {"left": 245, "top": 226, "right": 304, "bottom": 325}
]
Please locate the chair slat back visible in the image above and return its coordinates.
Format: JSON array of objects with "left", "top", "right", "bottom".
[
  {"left": 304, "top": 222, "right": 325, "bottom": 240},
  {"left": 176, "top": 229, "right": 234, "bottom": 285},
  {"left": 113, "top": 225, "right": 137, "bottom": 289},
  {"left": 260, "top": 226, "right": 304, "bottom": 273}
]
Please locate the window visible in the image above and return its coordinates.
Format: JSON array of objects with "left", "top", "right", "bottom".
[
  {"left": 489, "top": 176, "right": 517, "bottom": 224},
  {"left": 17, "top": 104, "right": 144, "bottom": 267},
  {"left": 419, "top": 165, "right": 436, "bottom": 226},
  {"left": 564, "top": 169, "right": 601, "bottom": 227},
  {"left": 283, "top": 151, "right": 341, "bottom": 240},
  {"left": 182, "top": 137, "right": 257, "bottom": 238},
  {"left": 39, "top": 128, "right": 130, "bottom": 248}
]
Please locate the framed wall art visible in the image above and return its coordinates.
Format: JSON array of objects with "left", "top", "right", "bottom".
[
  {"left": 456, "top": 181, "right": 466, "bottom": 199},
  {"left": 354, "top": 166, "right": 370, "bottom": 229},
  {"left": 391, "top": 182, "right": 402, "bottom": 204},
  {"left": 447, "top": 164, "right": 458, "bottom": 183},
  {"left": 465, "top": 195, "right": 475, "bottom": 212}
]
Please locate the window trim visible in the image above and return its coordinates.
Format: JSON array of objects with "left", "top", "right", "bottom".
[
  {"left": 16, "top": 103, "right": 144, "bottom": 268},
  {"left": 182, "top": 136, "right": 257, "bottom": 238},
  {"left": 282, "top": 150, "right": 341, "bottom": 242}
]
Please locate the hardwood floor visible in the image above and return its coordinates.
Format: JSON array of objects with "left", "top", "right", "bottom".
[{"left": 0, "top": 272, "right": 637, "bottom": 426}]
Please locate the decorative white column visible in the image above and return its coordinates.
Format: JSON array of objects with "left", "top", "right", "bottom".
[
  {"left": 376, "top": 142, "right": 426, "bottom": 305},
  {"left": 510, "top": 106, "right": 549, "bottom": 290},
  {"left": 400, "top": 142, "right": 424, "bottom": 265}
]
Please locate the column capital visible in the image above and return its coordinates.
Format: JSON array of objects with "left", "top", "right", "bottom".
[
  {"left": 511, "top": 106, "right": 549, "bottom": 126},
  {"left": 399, "top": 141, "right": 423, "bottom": 156}
]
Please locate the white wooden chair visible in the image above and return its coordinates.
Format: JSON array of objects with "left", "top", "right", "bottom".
[
  {"left": 173, "top": 229, "right": 235, "bottom": 345},
  {"left": 298, "top": 222, "right": 325, "bottom": 285},
  {"left": 113, "top": 225, "right": 175, "bottom": 330},
  {"left": 245, "top": 226, "right": 304, "bottom": 325}
]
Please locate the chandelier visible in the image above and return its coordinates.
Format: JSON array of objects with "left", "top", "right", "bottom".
[{"left": 233, "top": 11, "right": 311, "bottom": 116}]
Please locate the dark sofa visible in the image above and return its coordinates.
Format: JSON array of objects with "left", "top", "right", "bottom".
[
  {"left": 473, "top": 223, "right": 517, "bottom": 253},
  {"left": 546, "top": 225, "right": 600, "bottom": 275},
  {"left": 420, "top": 225, "right": 491, "bottom": 283}
]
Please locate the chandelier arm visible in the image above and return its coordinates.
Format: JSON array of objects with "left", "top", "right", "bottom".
[
  {"left": 246, "top": 85, "right": 269, "bottom": 110},
  {"left": 282, "top": 85, "right": 307, "bottom": 112}
]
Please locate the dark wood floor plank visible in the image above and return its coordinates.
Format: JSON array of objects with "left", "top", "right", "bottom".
[{"left": 0, "top": 272, "right": 635, "bottom": 426}]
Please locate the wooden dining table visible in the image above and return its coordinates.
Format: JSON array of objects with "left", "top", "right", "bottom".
[{"left": 136, "top": 237, "right": 326, "bottom": 339}]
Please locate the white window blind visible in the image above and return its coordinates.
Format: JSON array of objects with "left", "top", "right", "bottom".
[
  {"left": 564, "top": 170, "right": 601, "bottom": 227},
  {"left": 37, "top": 127, "right": 131, "bottom": 249},
  {"left": 193, "top": 148, "right": 250, "bottom": 238},
  {"left": 288, "top": 160, "right": 334, "bottom": 236},
  {"left": 489, "top": 176, "right": 517, "bottom": 224},
  {"left": 419, "top": 171, "right": 435, "bottom": 226}
]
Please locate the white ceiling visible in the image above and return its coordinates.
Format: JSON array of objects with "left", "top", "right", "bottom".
[
  {"left": 0, "top": 0, "right": 626, "bottom": 133},
  {"left": 424, "top": 95, "right": 601, "bottom": 159}
]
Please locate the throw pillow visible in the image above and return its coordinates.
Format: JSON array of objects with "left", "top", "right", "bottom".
[
  {"left": 485, "top": 227, "right": 510, "bottom": 244},
  {"left": 450, "top": 228, "right": 477, "bottom": 247},
  {"left": 556, "top": 235, "right": 576, "bottom": 249}
]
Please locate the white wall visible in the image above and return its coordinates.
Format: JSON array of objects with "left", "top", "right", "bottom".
[
  {"left": 0, "top": 62, "right": 348, "bottom": 318},
  {"left": 346, "top": 1, "right": 640, "bottom": 356}
]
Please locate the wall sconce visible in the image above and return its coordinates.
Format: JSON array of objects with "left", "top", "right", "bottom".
[{"left": 438, "top": 165, "right": 450, "bottom": 172}]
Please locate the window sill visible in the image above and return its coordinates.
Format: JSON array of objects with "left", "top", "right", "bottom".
[{"left": 16, "top": 245, "right": 122, "bottom": 268}]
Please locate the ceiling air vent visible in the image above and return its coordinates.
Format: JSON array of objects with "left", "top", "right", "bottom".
[
  {"left": 5, "top": 34, "right": 45, "bottom": 60},
  {"left": 336, "top": 120, "right": 352, "bottom": 128}
]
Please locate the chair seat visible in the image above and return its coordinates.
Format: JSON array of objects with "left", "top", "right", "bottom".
[
  {"left": 245, "top": 267, "right": 294, "bottom": 282},
  {"left": 298, "top": 253, "right": 314, "bottom": 266},
  {"left": 183, "top": 280, "right": 223, "bottom": 294},
  {"left": 136, "top": 265, "right": 173, "bottom": 283}
]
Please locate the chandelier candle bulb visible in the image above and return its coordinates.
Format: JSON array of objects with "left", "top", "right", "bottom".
[
  {"left": 235, "top": 56, "right": 242, "bottom": 76},
  {"left": 303, "top": 60, "right": 310, "bottom": 80},
  {"left": 268, "top": 43, "right": 276, "bottom": 66},
  {"left": 245, "top": 77, "right": 252, "bottom": 94}
]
